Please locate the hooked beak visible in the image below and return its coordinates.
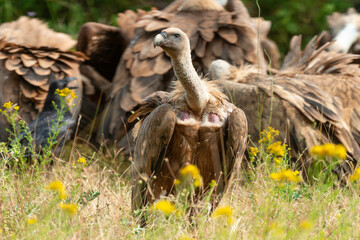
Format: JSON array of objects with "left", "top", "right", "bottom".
[
  {"left": 153, "top": 32, "right": 167, "bottom": 48},
  {"left": 64, "top": 77, "right": 77, "bottom": 89}
]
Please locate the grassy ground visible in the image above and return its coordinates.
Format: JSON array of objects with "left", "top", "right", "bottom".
[{"left": 1, "top": 134, "right": 360, "bottom": 239}]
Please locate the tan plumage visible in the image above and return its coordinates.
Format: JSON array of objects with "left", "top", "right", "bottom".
[
  {"left": 75, "top": 11, "right": 152, "bottom": 139},
  {"left": 251, "top": 17, "right": 280, "bottom": 69},
  {"left": 130, "top": 28, "right": 247, "bottom": 212},
  {"left": 0, "top": 16, "right": 76, "bottom": 51},
  {"left": 117, "top": 9, "right": 150, "bottom": 44},
  {"left": 0, "top": 40, "right": 86, "bottom": 141},
  {"left": 210, "top": 35, "right": 360, "bottom": 175},
  {"left": 99, "top": 0, "right": 265, "bottom": 143}
]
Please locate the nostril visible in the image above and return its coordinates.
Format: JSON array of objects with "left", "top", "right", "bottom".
[
  {"left": 161, "top": 32, "right": 168, "bottom": 39},
  {"left": 178, "top": 111, "right": 190, "bottom": 121}
]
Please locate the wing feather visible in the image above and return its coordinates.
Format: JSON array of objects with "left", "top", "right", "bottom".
[{"left": 132, "top": 103, "right": 176, "bottom": 210}]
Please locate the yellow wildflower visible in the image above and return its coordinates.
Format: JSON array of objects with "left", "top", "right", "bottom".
[
  {"left": 150, "top": 199, "right": 177, "bottom": 216},
  {"left": 270, "top": 169, "right": 301, "bottom": 183},
  {"left": 174, "top": 179, "right": 180, "bottom": 185},
  {"left": 211, "top": 205, "right": 234, "bottom": 224},
  {"left": 27, "top": 216, "right": 37, "bottom": 225},
  {"left": 77, "top": 157, "right": 87, "bottom": 167},
  {"left": 274, "top": 157, "right": 281, "bottom": 164},
  {"left": 349, "top": 167, "right": 360, "bottom": 182},
  {"left": 268, "top": 222, "right": 285, "bottom": 238},
  {"left": 333, "top": 144, "right": 347, "bottom": 159},
  {"left": 2, "top": 101, "right": 13, "bottom": 109},
  {"left": 179, "top": 164, "right": 203, "bottom": 187},
  {"left": 179, "top": 236, "right": 197, "bottom": 240},
  {"left": 259, "top": 127, "right": 279, "bottom": 143},
  {"left": 55, "top": 87, "right": 77, "bottom": 102},
  {"left": 59, "top": 203, "right": 78, "bottom": 216},
  {"left": 310, "top": 143, "right": 346, "bottom": 159},
  {"left": 299, "top": 220, "right": 313, "bottom": 230},
  {"left": 267, "top": 141, "right": 285, "bottom": 156},
  {"left": 46, "top": 180, "right": 67, "bottom": 200},
  {"left": 14, "top": 106, "right": 19, "bottom": 110},
  {"left": 249, "top": 147, "right": 259, "bottom": 157},
  {"left": 209, "top": 179, "right": 217, "bottom": 187}
]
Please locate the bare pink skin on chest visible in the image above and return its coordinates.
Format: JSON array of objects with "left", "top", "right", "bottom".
[
  {"left": 178, "top": 111, "right": 190, "bottom": 121},
  {"left": 208, "top": 113, "right": 220, "bottom": 123},
  {"left": 178, "top": 110, "right": 220, "bottom": 124}
]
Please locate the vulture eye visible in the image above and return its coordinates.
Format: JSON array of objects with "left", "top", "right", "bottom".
[{"left": 174, "top": 33, "right": 180, "bottom": 38}]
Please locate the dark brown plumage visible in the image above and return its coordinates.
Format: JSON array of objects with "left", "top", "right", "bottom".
[
  {"left": 0, "top": 40, "right": 85, "bottom": 141},
  {"left": 130, "top": 28, "right": 247, "bottom": 211},
  {"left": 99, "top": 0, "right": 264, "bottom": 144},
  {"left": 280, "top": 34, "right": 360, "bottom": 153}
]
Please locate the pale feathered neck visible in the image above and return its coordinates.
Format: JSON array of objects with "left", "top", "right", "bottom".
[
  {"left": 170, "top": 47, "right": 210, "bottom": 113},
  {"left": 170, "top": 79, "right": 227, "bottom": 106}
]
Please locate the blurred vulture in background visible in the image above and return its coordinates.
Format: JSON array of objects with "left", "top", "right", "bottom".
[
  {"left": 0, "top": 16, "right": 76, "bottom": 51},
  {"left": 0, "top": 17, "right": 85, "bottom": 142},
  {"left": 326, "top": 8, "right": 360, "bottom": 54},
  {"left": 18, "top": 77, "right": 78, "bottom": 157},
  {"left": 281, "top": 34, "right": 360, "bottom": 148},
  {"left": 210, "top": 34, "right": 360, "bottom": 175},
  {"left": 98, "top": 0, "right": 268, "bottom": 145},
  {"left": 76, "top": 10, "right": 150, "bottom": 139}
]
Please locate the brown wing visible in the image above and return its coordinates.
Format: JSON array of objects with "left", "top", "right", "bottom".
[
  {"left": 100, "top": 0, "right": 265, "bottom": 143},
  {"left": 214, "top": 76, "right": 360, "bottom": 172},
  {"left": 0, "top": 16, "right": 76, "bottom": 51},
  {"left": 222, "top": 105, "right": 248, "bottom": 192},
  {"left": 0, "top": 41, "right": 85, "bottom": 141},
  {"left": 281, "top": 34, "right": 360, "bottom": 74},
  {"left": 279, "top": 34, "right": 360, "bottom": 158},
  {"left": 76, "top": 22, "right": 128, "bottom": 81},
  {"left": 128, "top": 91, "right": 170, "bottom": 124},
  {"left": 132, "top": 103, "right": 176, "bottom": 210}
]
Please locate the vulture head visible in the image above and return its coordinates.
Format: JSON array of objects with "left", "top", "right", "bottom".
[
  {"left": 44, "top": 77, "right": 78, "bottom": 109},
  {"left": 210, "top": 59, "right": 259, "bottom": 82},
  {"left": 153, "top": 28, "right": 190, "bottom": 58},
  {"left": 48, "top": 77, "right": 78, "bottom": 95},
  {"left": 153, "top": 27, "right": 210, "bottom": 113}
]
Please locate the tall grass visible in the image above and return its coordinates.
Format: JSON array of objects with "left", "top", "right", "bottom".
[{"left": 1, "top": 101, "right": 360, "bottom": 239}]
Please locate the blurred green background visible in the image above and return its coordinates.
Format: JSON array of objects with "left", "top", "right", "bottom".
[{"left": 0, "top": 0, "right": 357, "bottom": 56}]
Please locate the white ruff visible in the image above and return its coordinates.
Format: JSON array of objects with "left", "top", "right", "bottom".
[{"left": 329, "top": 23, "right": 359, "bottom": 53}]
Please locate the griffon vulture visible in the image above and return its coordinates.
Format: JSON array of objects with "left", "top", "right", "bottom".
[
  {"left": 0, "top": 19, "right": 85, "bottom": 141},
  {"left": 210, "top": 35, "right": 360, "bottom": 175},
  {"left": 130, "top": 28, "right": 248, "bottom": 211},
  {"left": 98, "top": 0, "right": 264, "bottom": 144}
]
